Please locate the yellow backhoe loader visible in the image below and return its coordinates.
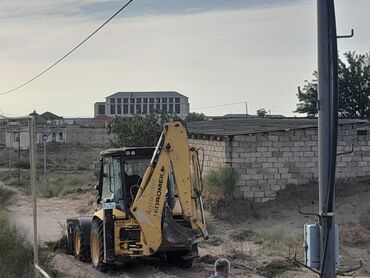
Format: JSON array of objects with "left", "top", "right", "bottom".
[{"left": 66, "top": 121, "right": 208, "bottom": 271}]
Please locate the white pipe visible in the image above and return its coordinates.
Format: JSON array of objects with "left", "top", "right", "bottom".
[{"left": 35, "top": 264, "right": 51, "bottom": 278}]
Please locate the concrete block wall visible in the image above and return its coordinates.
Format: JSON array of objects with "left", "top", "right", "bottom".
[
  {"left": 65, "top": 127, "right": 112, "bottom": 147},
  {"left": 231, "top": 123, "right": 370, "bottom": 202},
  {"left": 0, "top": 129, "right": 5, "bottom": 146},
  {"left": 189, "top": 138, "right": 227, "bottom": 173}
]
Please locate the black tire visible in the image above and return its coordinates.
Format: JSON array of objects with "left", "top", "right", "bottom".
[
  {"left": 90, "top": 219, "right": 107, "bottom": 272},
  {"left": 66, "top": 223, "right": 74, "bottom": 255},
  {"left": 74, "top": 224, "right": 91, "bottom": 262}
]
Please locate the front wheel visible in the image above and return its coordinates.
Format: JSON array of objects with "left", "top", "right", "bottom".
[{"left": 90, "top": 219, "right": 107, "bottom": 272}]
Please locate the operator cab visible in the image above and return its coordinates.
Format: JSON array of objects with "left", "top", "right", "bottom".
[{"left": 97, "top": 147, "right": 156, "bottom": 214}]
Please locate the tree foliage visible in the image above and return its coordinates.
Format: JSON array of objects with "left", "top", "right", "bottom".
[
  {"left": 256, "top": 108, "right": 267, "bottom": 117},
  {"left": 108, "top": 113, "right": 178, "bottom": 147},
  {"left": 185, "top": 112, "right": 206, "bottom": 122},
  {"left": 295, "top": 51, "right": 370, "bottom": 118}
]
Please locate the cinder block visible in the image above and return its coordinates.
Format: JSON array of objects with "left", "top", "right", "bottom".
[
  {"left": 268, "top": 135, "right": 279, "bottom": 141},
  {"left": 243, "top": 191, "right": 254, "bottom": 198},
  {"left": 279, "top": 168, "right": 289, "bottom": 174},
  {"left": 262, "top": 141, "right": 273, "bottom": 147},
  {"left": 254, "top": 191, "right": 264, "bottom": 198},
  {"left": 265, "top": 191, "right": 276, "bottom": 197},
  {"left": 261, "top": 197, "right": 275, "bottom": 202}
]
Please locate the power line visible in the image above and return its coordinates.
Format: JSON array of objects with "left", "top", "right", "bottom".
[
  {"left": 192, "top": 101, "right": 246, "bottom": 110},
  {"left": 0, "top": 0, "right": 134, "bottom": 96}
]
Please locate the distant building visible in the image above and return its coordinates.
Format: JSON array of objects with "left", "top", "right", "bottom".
[
  {"left": 94, "top": 91, "right": 190, "bottom": 119},
  {"left": 5, "top": 127, "right": 67, "bottom": 150},
  {"left": 64, "top": 118, "right": 93, "bottom": 127},
  {"left": 40, "top": 111, "right": 64, "bottom": 126}
]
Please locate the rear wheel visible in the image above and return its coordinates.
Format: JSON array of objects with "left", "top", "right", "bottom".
[
  {"left": 74, "top": 225, "right": 90, "bottom": 262},
  {"left": 90, "top": 219, "right": 107, "bottom": 272}
]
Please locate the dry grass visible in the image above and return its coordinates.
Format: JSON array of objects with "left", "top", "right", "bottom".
[
  {"left": 0, "top": 143, "right": 100, "bottom": 198},
  {"left": 341, "top": 224, "right": 370, "bottom": 247},
  {"left": 254, "top": 231, "right": 303, "bottom": 258}
]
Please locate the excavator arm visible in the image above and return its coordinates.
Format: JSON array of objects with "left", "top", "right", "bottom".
[{"left": 131, "top": 121, "right": 207, "bottom": 255}]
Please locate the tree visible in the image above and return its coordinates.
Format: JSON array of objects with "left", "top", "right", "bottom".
[
  {"left": 108, "top": 113, "right": 178, "bottom": 147},
  {"left": 185, "top": 112, "right": 206, "bottom": 122},
  {"left": 295, "top": 51, "right": 370, "bottom": 118},
  {"left": 256, "top": 108, "right": 267, "bottom": 117}
]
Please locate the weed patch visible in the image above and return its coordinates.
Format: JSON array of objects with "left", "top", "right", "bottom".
[
  {"left": 204, "top": 166, "right": 239, "bottom": 198},
  {"left": 341, "top": 224, "right": 370, "bottom": 247}
]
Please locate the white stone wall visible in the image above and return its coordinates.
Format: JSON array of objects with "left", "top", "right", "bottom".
[
  {"left": 189, "top": 138, "right": 227, "bottom": 172},
  {"left": 231, "top": 123, "right": 370, "bottom": 202},
  {"left": 65, "top": 127, "right": 112, "bottom": 147}
]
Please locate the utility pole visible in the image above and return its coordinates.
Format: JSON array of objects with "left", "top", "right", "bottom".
[
  {"left": 317, "top": 0, "right": 338, "bottom": 277},
  {"left": 42, "top": 134, "right": 48, "bottom": 189},
  {"left": 9, "top": 144, "right": 12, "bottom": 172},
  {"left": 18, "top": 127, "right": 21, "bottom": 183}
]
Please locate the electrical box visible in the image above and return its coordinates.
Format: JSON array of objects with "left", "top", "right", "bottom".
[
  {"left": 304, "top": 223, "right": 321, "bottom": 268},
  {"left": 304, "top": 223, "right": 339, "bottom": 268}
]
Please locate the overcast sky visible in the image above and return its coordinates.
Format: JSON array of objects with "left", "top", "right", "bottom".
[{"left": 0, "top": 0, "right": 369, "bottom": 117}]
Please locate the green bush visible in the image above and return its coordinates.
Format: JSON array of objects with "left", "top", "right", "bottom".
[
  {"left": 0, "top": 186, "right": 16, "bottom": 207},
  {"left": 204, "top": 166, "right": 240, "bottom": 197},
  {"left": 0, "top": 214, "right": 58, "bottom": 277},
  {"left": 0, "top": 214, "right": 33, "bottom": 278}
]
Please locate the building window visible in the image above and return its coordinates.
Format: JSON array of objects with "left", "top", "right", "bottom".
[
  {"left": 162, "top": 104, "right": 167, "bottom": 112},
  {"left": 149, "top": 104, "right": 154, "bottom": 113},
  {"left": 117, "top": 105, "right": 122, "bottom": 114},
  {"left": 169, "top": 104, "right": 173, "bottom": 113},
  {"left": 14, "top": 132, "right": 19, "bottom": 142},
  {"left": 123, "top": 98, "right": 128, "bottom": 103},
  {"left": 175, "top": 98, "right": 180, "bottom": 103},
  {"left": 123, "top": 105, "right": 128, "bottom": 114},
  {"left": 110, "top": 105, "right": 116, "bottom": 114},
  {"left": 143, "top": 98, "right": 148, "bottom": 104},
  {"left": 149, "top": 98, "right": 155, "bottom": 103},
  {"left": 162, "top": 98, "right": 167, "bottom": 103},
  {"left": 156, "top": 98, "right": 161, "bottom": 104},
  {"left": 98, "top": 104, "right": 105, "bottom": 115},
  {"left": 175, "top": 104, "right": 180, "bottom": 113},
  {"left": 130, "top": 105, "right": 134, "bottom": 114},
  {"left": 110, "top": 98, "right": 115, "bottom": 104},
  {"left": 169, "top": 98, "right": 173, "bottom": 103},
  {"left": 156, "top": 104, "right": 161, "bottom": 111},
  {"left": 130, "top": 98, "right": 135, "bottom": 104},
  {"left": 143, "top": 104, "right": 148, "bottom": 114},
  {"left": 136, "top": 105, "right": 142, "bottom": 114},
  {"left": 136, "top": 98, "right": 142, "bottom": 104},
  {"left": 59, "top": 133, "right": 63, "bottom": 140},
  {"left": 117, "top": 98, "right": 122, "bottom": 104}
]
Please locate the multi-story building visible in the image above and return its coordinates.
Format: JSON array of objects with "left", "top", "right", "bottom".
[{"left": 94, "top": 91, "right": 190, "bottom": 119}]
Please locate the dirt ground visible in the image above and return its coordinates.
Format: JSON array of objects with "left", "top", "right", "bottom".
[{"left": 3, "top": 176, "right": 370, "bottom": 278}]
